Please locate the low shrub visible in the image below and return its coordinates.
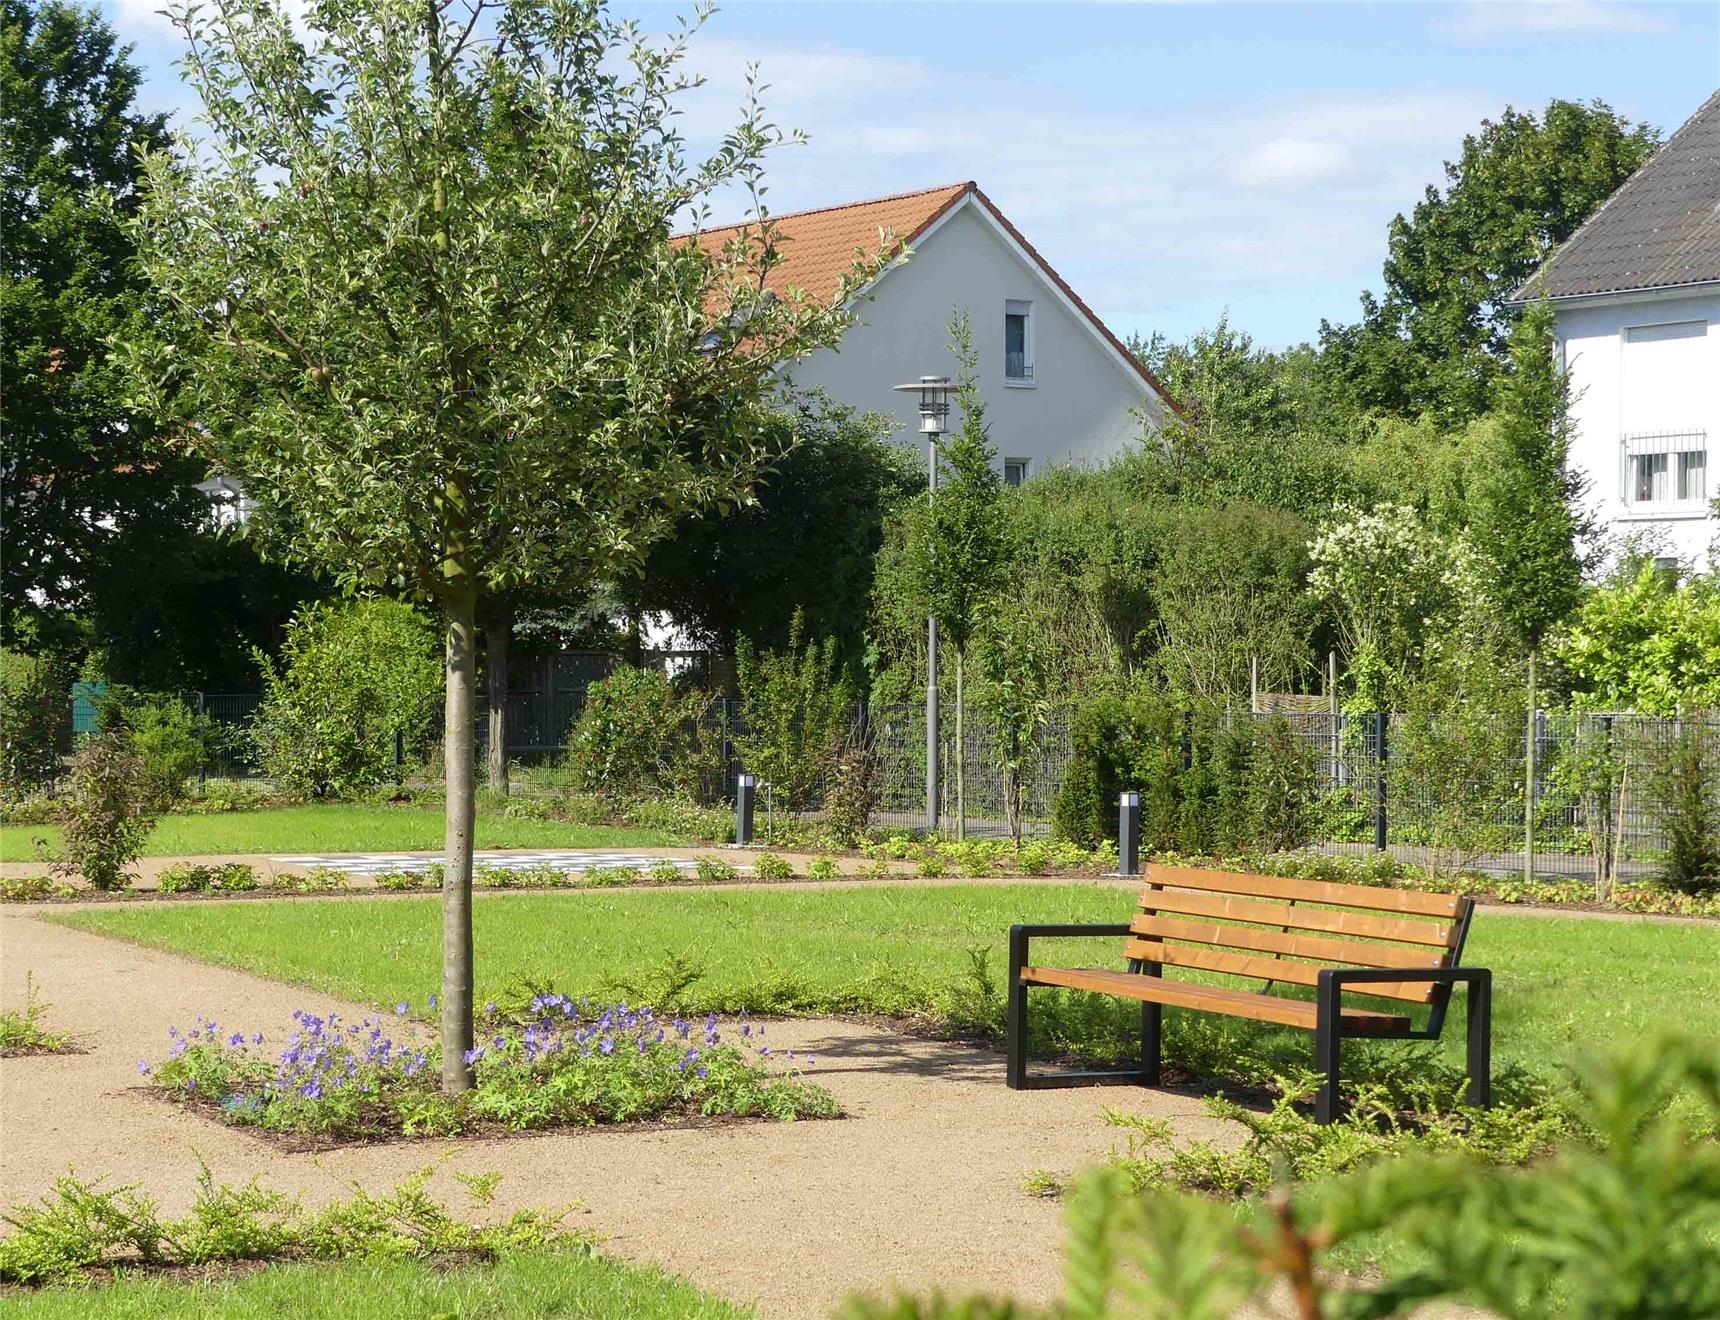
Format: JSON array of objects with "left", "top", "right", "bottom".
[
  {"left": 808, "top": 855, "right": 841, "bottom": 880},
  {"left": 1642, "top": 720, "right": 1720, "bottom": 894},
  {"left": 156, "top": 862, "right": 258, "bottom": 894},
  {"left": 107, "top": 692, "right": 206, "bottom": 811},
  {"left": 0, "top": 875, "right": 64, "bottom": 902},
  {"left": 144, "top": 997, "right": 836, "bottom": 1142},
  {"left": 0, "top": 1163, "right": 583, "bottom": 1286},
  {"left": 695, "top": 856, "right": 738, "bottom": 883},
  {"left": 751, "top": 851, "right": 794, "bottom": 881},
  {"left": 270, "top": 866, "right": 350, "bottom": 894},
  {"left": 54, "top": 728, "right": 160, "bottom": 891},
  {"left": 373, "top": 869, "right": 429, "bottom": 891},
  {"left": 624, "top": 795, "right": 734, "bottom": 843},
  {"left": 583, "top": 866, "right": 643, "bottom": 888},
  {"left": 562, "top": 668, "right": 721, "bottom": 801},
  {"left": 648, "top": 860, "right": 684, "bottom": 884},
  {"left": 0, "top": 798, "right": 56, "bottom": 826},
  {"left": 0, "top": 975, "right": 73, "bottom": 1055},
  {"left": 183, "top": 778, "right": 280, "bottom": 813}
]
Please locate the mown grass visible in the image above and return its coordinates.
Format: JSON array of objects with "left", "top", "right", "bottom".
[
  {"left": 0, "top": 805, "right": 668, "bottom": 862},
  {"left": 50, "top": 884, "right": 1720, "bottom": 1078},
  {"left": 0, "top": 1250, "right": 750, "bottom": 1319}
]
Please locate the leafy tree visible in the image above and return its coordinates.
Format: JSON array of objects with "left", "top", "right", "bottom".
[
  {"left": 733, "top": 609, "right": 855, "bottom": 812},
  {"left": 0, "top": 648, "right": 72, "bottom": 798},
  {"left": 1471, "top": 300, "right": 1590, "bottom": 656},
  {"left": 119, "top": 0, "right": 874, "bottom": 1089},
  {"left": 252, "top": 600, "right": 441, "bottom": 798},
  {"left": 0, "top": 0, "right": 201, "bottom": 658},
  {"left": 1133, "top": 316, "right": 1346, "bottom": 441},
  {"left": 897, "top": 315, "right": 1006, "bottom": 835},
  {"left": 628, "top": 396, "right": 921, "bottom": 668},
  {"left": 1319, "top": 99, "right": 1659, "bottom": 424},
  {"left": 1554, "top": 562, "right": 1720, "bottom": 715}
]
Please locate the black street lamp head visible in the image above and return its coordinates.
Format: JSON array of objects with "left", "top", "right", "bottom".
[{"left": 893, "top": 374, "right": 953, "bottom": 435}]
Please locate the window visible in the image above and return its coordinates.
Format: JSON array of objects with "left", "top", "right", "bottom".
[
  {"left": 1003, "top": 458, "right": 1030, "bottom": 487},
  {"left": 1004, "top": 300, "right": 1033, "bottom": 383},
  {"left": 1623, "top": 431, "right": 1707, "bottom": 509}
]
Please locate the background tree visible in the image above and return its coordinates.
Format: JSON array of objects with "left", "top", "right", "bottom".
[
  {"left": 1318, "top": 99, "right": 1658, "bottom": 424},
  {"left": 121, "top": 0, "right": 877, "bottom": 1092},
  {"left": 898, "top": 315, "right": 1005, "bottom": 836},
  {"left": 626, "top": 396, "right": 921, "bottom": 672}
]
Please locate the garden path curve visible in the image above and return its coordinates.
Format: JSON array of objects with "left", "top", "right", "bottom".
[{"left": 0, "top": 908, "right": 1238, "bottom": 1318}]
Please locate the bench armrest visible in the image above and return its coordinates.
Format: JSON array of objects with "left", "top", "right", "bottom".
[
  {"left": 1009, "top": 923, "right": 1134, "bottom": 977},
  {"left": 1318, "top": 966, "right": 1490, "bottom": 991}
]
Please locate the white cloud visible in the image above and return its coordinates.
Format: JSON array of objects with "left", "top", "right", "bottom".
[
  {"left": 1448, "top": 0, "right": 1669, "bottom": 41},
  {"left": 108, "top": 0, "right": 178, "bottom": 39},
  {"left": 1231, "top": 137, "right": 1357, "bottom": 188}
]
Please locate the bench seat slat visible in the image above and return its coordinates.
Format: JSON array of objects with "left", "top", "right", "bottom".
[
  {"left": 1128, "top": 913, "right": 1451, "bottom": 973},
  {"left": 1135, "top": 887, "right": 1458, "bottom": 948},
  {"left": 1019, "top": 966, "right": 1412, "bottom": 1035},
  {"left": 1123, "top": 938, "right": 1438, "bottom": 1003},
  {"left": 1144, "top": 865, "right": 1463, "bottom": 919}
]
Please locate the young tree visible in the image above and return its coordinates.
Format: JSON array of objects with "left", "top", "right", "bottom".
[
  {"left": 1471, "top": 298, "right": 1590, "bottom": 875},
  {"left": 904, "top": 314, "right": 1005, "bottom": 836},
  {"left": 1319, "top": 99, "right": 1658, "bottom": 424},
  {"left": 120, "top": 0, "right": 878, "bottom": 1091}
]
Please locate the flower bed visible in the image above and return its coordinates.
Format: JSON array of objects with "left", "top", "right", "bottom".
[{"left": 145, "top": 996, "right": 836, "bottom": 1143}]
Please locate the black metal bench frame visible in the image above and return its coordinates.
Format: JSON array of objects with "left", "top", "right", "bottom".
[{"left": 1005, "top": 917, "right": 1492, "bottom": 1124}]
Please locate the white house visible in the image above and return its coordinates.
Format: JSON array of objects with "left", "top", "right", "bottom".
[
  {"left": 690, "top": 181, "right": 1177, "bottom": 483},
  {"left": 1512, "top": 90, "right": 1720, "bottom": 566}
]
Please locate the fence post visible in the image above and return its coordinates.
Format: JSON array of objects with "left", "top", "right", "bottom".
[
  {"left": 735, "top": 773, "right": 755, "bottom": 846},
  {"left": 394, "top": 727, "right": 405, "bottom": 785},
  {"left": 1524, "top": 652, "right": 1537, "bottom": 883},
  {"left": 1118, "top": 791, "right": 1141, "bottom": 877},
  {"left": 1374, "top": 712, "right": 1389, "bottom": 853}
]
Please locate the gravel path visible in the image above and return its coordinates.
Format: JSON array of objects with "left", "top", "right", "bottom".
[{"left": 0, "top": 908, "right": 1238, "bottom": 1317}]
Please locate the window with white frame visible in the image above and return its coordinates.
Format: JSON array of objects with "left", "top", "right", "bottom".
[
  {"left": 1003, "top": 458, "right": 1030, "bottom": 487},
  {"left": 1619, "top": 321, "right": 1709, "bottom": 510},
  {"left": 1004, "top": 300, "right": 1033, "bottom": 383}
]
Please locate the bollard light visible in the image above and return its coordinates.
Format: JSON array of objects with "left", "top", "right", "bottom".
[
  {"left": 1118, "top": 791, "right": 1141, "bottom": 877},
  {"left": 736, "top": 773, "right": 756, "bottom": 847}
]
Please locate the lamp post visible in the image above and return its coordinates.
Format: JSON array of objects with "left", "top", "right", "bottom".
[{"left": 893, "top": 375, "right": 953, "bottom": 836}]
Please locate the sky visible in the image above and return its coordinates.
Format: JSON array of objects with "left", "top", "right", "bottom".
[{"left": 105, "top": 0, "right": 1720, "bottom": 349}]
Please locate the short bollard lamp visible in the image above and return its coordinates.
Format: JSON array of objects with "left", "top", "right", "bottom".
[
  {"left": 891, "top": 375, "right": 955, "bottom": 835},
  {"left": 1118, "top": 791, "right": 1141, "bottom": 877},
  {"left": 735, "top": 773, "right": 756, "bottom": 847}
]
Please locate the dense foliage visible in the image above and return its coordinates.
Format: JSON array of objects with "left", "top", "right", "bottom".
[
  {"left": 733, "top": 610, "right": 857, "bottom": 811},
  {"left": 0, "top": 649, "right": 70, "bottom": 799},
  {"left": 562, "top": 666, "right": 719, "bottom": 801},
  {"left": 52, "top": 726, "right": 159, "bottom": 890},
  {"left": 252, "top": 600, "right": 441, "bottom": 798}
]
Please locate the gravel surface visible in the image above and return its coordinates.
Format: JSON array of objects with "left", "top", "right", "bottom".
[{"left": 0, "top": 908, "right": 1241, "bottom": 1317}]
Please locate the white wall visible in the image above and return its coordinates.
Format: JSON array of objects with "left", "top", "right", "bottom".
[
  {"left": 1556, "top": 289, "right": 1720, "bottom": 567},
  {"left": 780, "top": 202, "right": 1163, "bottom": 478}
]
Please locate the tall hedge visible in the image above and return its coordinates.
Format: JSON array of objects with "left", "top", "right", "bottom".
[{"left": 1051, "top": 692, "right": 1317, "bottom": 856}]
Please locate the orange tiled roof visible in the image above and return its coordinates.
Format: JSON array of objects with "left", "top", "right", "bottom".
[
  {"left": 685, "top": 181, "right": 973, "bottom": 306},
  {"left": 685, "top": 181, "right": 1178, "bottom": 410}
]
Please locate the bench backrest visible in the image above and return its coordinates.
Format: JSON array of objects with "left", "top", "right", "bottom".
[{"left": 1124, "top": 865, "right": 1473, "bottom": 1005}]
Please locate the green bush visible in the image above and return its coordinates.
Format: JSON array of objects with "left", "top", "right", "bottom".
[
  {"left": 0, "top": 649, "right": 71, "bottom": 799},
  {"left": 734, "top": 609, "right": 856, "bottom": 811},
  {"left": 53, "top": 728, "right": 159, "bottom": 891},
  {"left": 251, "top": 600, "right": 440, "bottom": 797},
  {"left": 156, "top": 862, "right": 257, "bottom": 894},
  {"left": 562, "top": 667, "right": 720, "bottom": 799},
  {"left": 808, "top": 855, "right": 841, "bottom": 880},
  {"left": 104, "top": 692, "right": 206, "bottom": 811},
  {"left": 695, "top": 855, "right": 737, "bottom": 883},
  {"left": 1053, "top": 694, "right": 1318, "bottom": 855},
  {"left": 751, "top": 851, "right": 794, "bottom": 880},
  {"left": 1642, "top": 720, "right": 1720, "bottom": 894}
]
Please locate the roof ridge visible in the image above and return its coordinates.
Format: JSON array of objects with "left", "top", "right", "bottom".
[
  {"left": 689, "top": 181, "right": 973, "bottom": 237},
  {"left": 1513, "top": 88, "right": 1720, "bottom": 302}
]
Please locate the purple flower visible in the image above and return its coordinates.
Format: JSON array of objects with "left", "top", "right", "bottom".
[
  {"left": 229, "top": 1033, "right": 246, "bottom": 1047},
  {"left": 805, "top": 1057, "right": 815, "bottom": 1066},
  {"left": 395, "top": 1003, "right": 409, "bottom": 1016},
  {"left": 184, "top": 1077, "right": 197, "bottom": 1094},
  {"left": 696, "top": 1067, "right": 708, "bottom": 1079},
  {"left": 137, "top": 1059, "right": 151, "bottom": 1076},
  {"left": 251, "top": 1032, "right": 264, "bottom": 1045},
  {"left": 428, "top": 992, "right": 438, "bottom": 1009}
]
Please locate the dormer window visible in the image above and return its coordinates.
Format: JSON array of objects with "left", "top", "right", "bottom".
[{"left": 1005, "top": 300, "right": 1034, "bottom": 384}]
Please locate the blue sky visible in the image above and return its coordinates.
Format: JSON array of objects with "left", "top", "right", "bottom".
[{"left": 106, "top": 0, "right": 1719, "bottom": 348}]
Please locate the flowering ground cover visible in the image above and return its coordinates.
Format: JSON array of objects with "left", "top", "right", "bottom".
[
  {"left": 143, "top": 996, "right": 835, "bottom": 1143},
  {"left": 54, "top": 883, "right": 1720, "bottom": 1083}
]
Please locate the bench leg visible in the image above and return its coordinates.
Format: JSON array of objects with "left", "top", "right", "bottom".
[
  {"left": 1314, "top": 974, "right": 1342, "bottom": 1125},
  {"left": 1140, "top": 1001, "right": 1161, "bottom": 1086},
  {"left": 1006, "top": 927, "right": 1029, "bottom": 1090},
  {"left": 1466, "top": 971, "right": 1492, "bottom": 1110}
]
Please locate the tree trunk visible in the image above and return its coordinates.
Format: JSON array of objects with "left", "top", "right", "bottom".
[
  {"left": 484, "top": 604, "right": 511, "bottom": 796},
  {"left": 441, "top": 590, "right": 477, "bottom": 1093},
  {"left": 955, "top": 648, "right": 965, "bottom": 842}
]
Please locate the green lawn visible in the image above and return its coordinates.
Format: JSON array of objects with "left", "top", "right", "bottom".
[
  {"left": 0, "top": 1251, "right": 748, "bottom": 1319},
  {"left": 0, "top": 804, "right": 669, "bottom": 861},
  {"left": 49, "top": 884, "right": 1720, "bottom": 1078}
]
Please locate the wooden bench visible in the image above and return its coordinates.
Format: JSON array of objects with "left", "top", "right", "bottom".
[{"left": 1006, "top": 865, "right": 1491, "bottom": 1123}]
